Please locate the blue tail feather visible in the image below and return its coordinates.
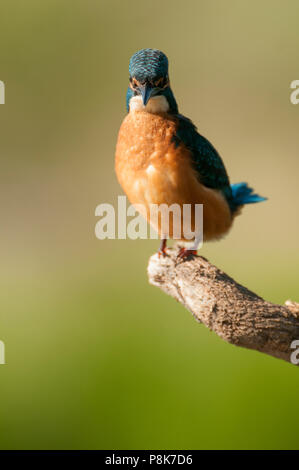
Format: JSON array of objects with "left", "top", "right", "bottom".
[{"left": 230, "top": 182, "right": 267, "bottom": 210}]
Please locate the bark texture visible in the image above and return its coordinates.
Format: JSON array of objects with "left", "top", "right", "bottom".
[{"left": 147, "top": 249, "right": 299, "bottom": 365}]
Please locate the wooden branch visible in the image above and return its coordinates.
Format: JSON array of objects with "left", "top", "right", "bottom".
[{"left": 147, "top": 249, "right": 299, "bottom": 365}]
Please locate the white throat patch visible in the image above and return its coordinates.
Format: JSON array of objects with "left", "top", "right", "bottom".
[{"left": 129, "top": 95, "right": 169, "bottom": 114}]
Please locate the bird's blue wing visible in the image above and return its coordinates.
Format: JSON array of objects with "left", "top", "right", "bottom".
[{"left": 173, "top": 114, "right": 232, "bottom": 200}]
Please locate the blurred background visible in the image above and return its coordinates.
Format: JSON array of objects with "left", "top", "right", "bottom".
[{"left": 0, "top": 0, "right": 299, "bottom": 450}]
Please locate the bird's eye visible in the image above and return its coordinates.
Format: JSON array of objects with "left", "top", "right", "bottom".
[
  {"left": 129, "top": 78, "right": 140, "bottom": 90},
  {"left": 154, "top": 77, "right": 169, "bottom": 88}
]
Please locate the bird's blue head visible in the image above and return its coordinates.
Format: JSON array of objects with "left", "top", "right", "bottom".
[{"left": 126, "top": 48, "right": 178, "bottom": 113}]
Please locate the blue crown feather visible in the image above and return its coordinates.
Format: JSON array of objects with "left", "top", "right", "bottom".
[{"left": 129, "top": 48, "right": 169, "bottom": 82}]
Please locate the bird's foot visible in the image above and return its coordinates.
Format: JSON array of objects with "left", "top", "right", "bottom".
[
  {"left": 177, "top": 248, "right": 197, "bottom": 259},
  {"left": 158, "top": 239, "right": 168, "bottom": 257},
  {"left": 158, "top": 247, "right": 168, "bottom": 258}
]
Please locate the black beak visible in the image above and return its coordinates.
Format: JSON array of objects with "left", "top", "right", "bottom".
[{"left": 139, "top": 83, "right": 154, "bottom": 106}]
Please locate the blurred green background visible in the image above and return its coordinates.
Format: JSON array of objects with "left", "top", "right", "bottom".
[{"left": 0, "top": 0, "right": 299, "bottom": 450}]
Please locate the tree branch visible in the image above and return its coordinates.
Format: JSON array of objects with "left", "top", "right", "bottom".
[{"left": 147, "top": 249, "right": 299, "bottom": 365}]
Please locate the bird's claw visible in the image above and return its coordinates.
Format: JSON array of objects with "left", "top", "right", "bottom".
[
  {"left": 158, "top": 248, "right": 168, "bottom": 258},
  {"left": 158, "top": 239, "right": 168, "bottom": 257},
  {"left": 177, "top": 248, "right": 197, "bottom": 259}
]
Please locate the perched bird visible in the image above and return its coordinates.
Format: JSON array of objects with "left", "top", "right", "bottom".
[{"left": 115, "top": 48, "right": 266, "bottom": 258}]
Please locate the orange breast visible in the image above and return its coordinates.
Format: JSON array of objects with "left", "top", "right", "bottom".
[{"left": 115, "top": 110, "right": 233, "bottom": 241}]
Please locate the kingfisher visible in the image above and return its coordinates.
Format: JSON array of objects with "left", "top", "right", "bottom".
[{"left": 115, "top": 48, "right": 266, "bottom": 258}]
